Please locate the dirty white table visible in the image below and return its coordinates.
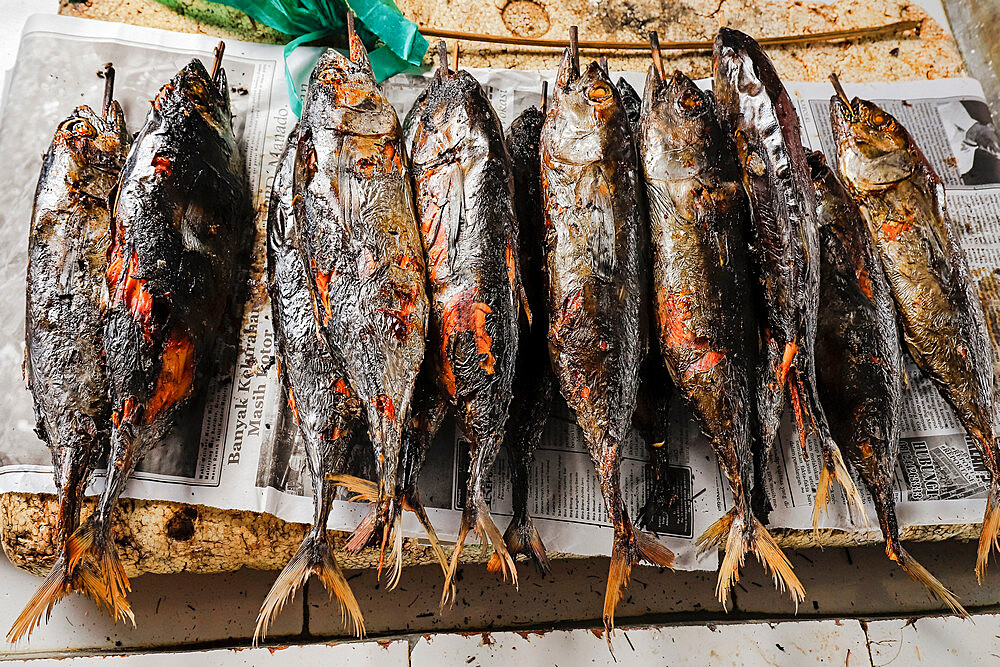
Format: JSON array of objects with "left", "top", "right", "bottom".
[{"left": 2, "top": 0, "right": 997, "bottom": 664}]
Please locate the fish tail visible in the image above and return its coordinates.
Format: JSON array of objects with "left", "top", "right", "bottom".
[
  {"left": 254, "top": 528, "right": 365, "bottom": 644},
  {"left": 695, "top": 508, "right": 803, "bottom": 608},
  {"left": 6, "top": 555, "right": 106, "bottom": 643},
  {"left": 604, "top": 522, "right": 674, "bottom": 642},
  {"left": 381, "top": 506, "right": 404, "bottom": 591},
  {"left": 474, "top": 498, "right": 518, "bottom": 589},
  {"left": 887, "top": 544, "right": 967, "bottom": 617},
  {"left": 976, "top": 479, "right": 1000, "bottom": 582},
  {"left": 440, "top": 509, "right": 471, "bottom": 609},
  {"left": 490, "top": 512, "right": 551, "bottom": 577},
  {"left": 64, "top": 516, "right": 134, "bottom": 626},
  {"left": 812, "top": 444, "right": 868, "bottom": 530}
]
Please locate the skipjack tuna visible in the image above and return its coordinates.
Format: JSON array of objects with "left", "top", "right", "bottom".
[
  {"left": 712, "top": 28, "right": 865, "bottom": 526},
  {"left": 639, "top": 61, "right": 802, "bottom": 606},
  {"left": 66, "top": 45, "right": 253, "bottom": 624},
  {"left": 256, "top": 125, "right": 365, "bottom": 641},
  {"left": 296, "top": 19, "right": 429, "bottom": 587},
  {"left": 494, "top": 85, "right": 554, "bottom": 577},
  {"left": 541, "top": 31, "right": 674, "bottom": 640},
  {"left": 405, "top": 42, "right": 521, "bottom": 602},
  {"left": 809, "top": 150, "right": 965, "bottom": 615},
  {"left": 829, "top": 76, "right": 1000, "bottom": 580},
  {"left": 10, "top": 67, "right": 130, "bottom": 643}
]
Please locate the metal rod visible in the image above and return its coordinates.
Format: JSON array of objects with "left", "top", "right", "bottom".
[
  {"left": 830, "top": 72, "right": 851, "bottom": 107},
  {"left": 649, "top": 31, "right": 664, "bottom": 80},
  {"left": 210, "top": 41, "right": 225, "bottom": 82},
  {"left": 417, "top": 19, "right": 921, "bottom": 52},
  {"left": 101, "top": 63, "right": 115, "bottom": 119}
]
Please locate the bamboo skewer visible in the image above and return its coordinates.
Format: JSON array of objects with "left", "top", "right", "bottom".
[{"left": 418, "top": 19, "right": 921, "bottom": 52}]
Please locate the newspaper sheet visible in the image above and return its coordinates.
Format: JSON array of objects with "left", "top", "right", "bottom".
[{"left": 0, "top": 13, "right": 998, "bottom": 572}]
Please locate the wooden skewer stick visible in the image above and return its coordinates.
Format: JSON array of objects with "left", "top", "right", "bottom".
[
  {"left": 830, "top": 72, "right": 851, "bottom": 107},
  {"left": 569, "top": 26, "right": 579, "bottom": 71},
  {"left": 346, "top": 10, "right": 355, "bottom": 41},
  {"left": 418, "top": 19, "right": 921, "bottom": 52},
  {"left": 649, "top": 31, "right": 664, "bottom": 81},
  {"left": 437, "top": 40, "right": 449, "bottom": 73},
  {"left": 541, "top": 80, "right": 548, "bottom": 113},
  {"left": 453, "top": 40, "right": 460, "bottom": 70},
  {"left": 210, "top": 41, "right": 225, "bottom": 82},
  {"left": 101, "top": 64, "right": 115, "bottom": 119}
]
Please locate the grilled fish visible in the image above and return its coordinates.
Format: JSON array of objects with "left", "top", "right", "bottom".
[
  {"left": 10, "top": 70, "right": 130, "bottom": 642},
  {"left": 295, "top": 33, "right": 429, "bottom": 587},
  {"left": 640, "top": 68, "right": 802, "bottom": 605},
  {"left": 810, "top": 150, "right": 965, "bottom": 614},
  {"left": 829, "top": 81, "right": 1000, "bottom": 579},
  {"left": 405, "top": 44, "right": 521, "bottom": 602},
  {"left": 713, "top": 28, "right": 865, "bottom": 525},
  {"left": 541, "top": 47, "right": 674, "bottom": 638},
  {"left": 256, "top": 125, "right": 365, "bottom": 641},
  {"left": 66, "top": 52, "right": 253, "bottom": 624},
  {"left": 488, "top": 99, "right": 554, "bottom": 577}
]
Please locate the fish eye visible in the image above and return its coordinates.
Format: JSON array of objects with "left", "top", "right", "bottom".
[
  {"left": 61, "top": 119, "right": 95, "bottom": 137},
  {"left": 676, "top": 88, "right": 703, "bottom": 113},
  {"left": 588, "top": 82, "right": 613, "bottom": 102}
]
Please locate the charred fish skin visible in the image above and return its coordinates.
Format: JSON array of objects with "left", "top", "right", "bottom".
[
  {"left": 616, "top": 76, "right": 642, "bottom": 134},
  {"left": 712, "top": 28, "right": 865, "bottom": 524},
  {"left": 809, "top": 150, "right": 964, "bottom": 614},
  {"left": 12, "top": 100, "right": 130, "bottom": 642},
  {"left": 491, "top": 103, "right": 554, "bottom": 578},
  {"left": 68, "top": 58, "right": 253, "bottom": 624},
  {"left": 294, "top": 37, "right": 429, "bottom": 578},
  {"left": 406, "top": 50, "right": 522, "bottom": 597},
  {"left": 541, "top": 49, "right": 674, "bottom": 636},
  {"left": 640, "top": 68, "right": 801, "bottom": 604},
  {"left": 256, "top": 125, "right": 365, "bottom": 640},
  {"left": 830, "top": 89, "right": 1000, "bottom": 579}
]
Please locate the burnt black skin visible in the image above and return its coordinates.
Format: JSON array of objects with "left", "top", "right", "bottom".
[
  {"left": 294, "top": 42, "right": 428, "bottom": 555},
  {"left": 71, "top": 59, "right": 252, "bottom": 622},
  {"left": 830, "top": 90, "right": 1000, "bottom": 579},
  {"left": 713, "top": 28, "right": 862, "bottom": 521},
  {"left": 270, "top": 125, "right": 362, "bottom": 539},
  {"left": 499, "top": 103, "right": 554, "bottom": 576},
  {"left": 811, "top": 150, "right": 964, "bottom": 613},
  {"left": 616, "top": 75, "right": 676, "bottom": 529},
  {"left": 258, "top": 124, "right": 365, "bottom": 638},
  {"left": 25, "top": 102, "right": 128, "bottom": 569},
  {"left": 541, "top": 51, "right": 673, "bottom": 634},
  {"left": 405, "top": 59, "right": 521, "bottom": 589},
  {"left": 811, "top": 150, "right": 902, "bottom": 552}
]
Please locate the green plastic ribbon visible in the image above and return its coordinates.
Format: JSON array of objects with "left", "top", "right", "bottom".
[{"left": 167, "top": 0, "right": 428, "bottom": 115}]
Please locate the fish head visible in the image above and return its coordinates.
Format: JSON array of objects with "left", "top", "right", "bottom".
[
  {"left": 546, "top": 57, "right": 621, "bottom": 165},
  {"left": 52, "top": 103, "right": 130, "bottom": 186},
  {"left": 408, "top": 70, "right": 485, "bottom": 166},
  {"left": 830, "top": 94, "right": 915, "bottom": 189},
  {"left": 306, "top": 48, "right": 398, "bottom": 137},
  {"left": 712, "top": 28, "right": 772, "bottom": 123},
  {"left": 166, "top": 59, "right": 233, "bottom": 127},
  {"left": 641, "top": 68, "right": 715, "bottom": 181}
]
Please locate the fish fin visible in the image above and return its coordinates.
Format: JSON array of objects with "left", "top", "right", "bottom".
[
  {"left": 254, "top": 529, "right": 364, "bottom": 644},
  {"left": 403, "top": 490, "right": 454, "bottom": 596},
  {"left": 977, "top": 480, "right": 1000, "bottom": 582},
  {"left": 328, "top": 474, "right": 380, "bottom": 504},
  {"left": 343, "top": 505, "right": 378, "bottom": 554},
  {"left": 6, "top": 556, "right": 107, "bottom": 643},
  {"left": 490, "top": 513, "right": 551, "bottom": 577},
  {"left": 812, "top": 445, "right": 868, "bottom": 530},
  {"left": 382, "top": 510, "right": 404, "bottom": 591},
  {"left": 749, "top": 517, "right": 804, "bottom": 609},
  {"left": 604, "top": 526, "right": 674, "bottom": 642},
  {"left": 64, "top": 518, "right": 134, "bottom": 626},
  {"left": 891, "top": 545, "right": 967, "bottom": 617},
  {"left": 440, "top": 513, "right": 471, "bottom": 609}
]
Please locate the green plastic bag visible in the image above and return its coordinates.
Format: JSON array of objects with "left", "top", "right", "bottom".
[{"left": 158, "top": 0, "right": 428, "bottom": 115}]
